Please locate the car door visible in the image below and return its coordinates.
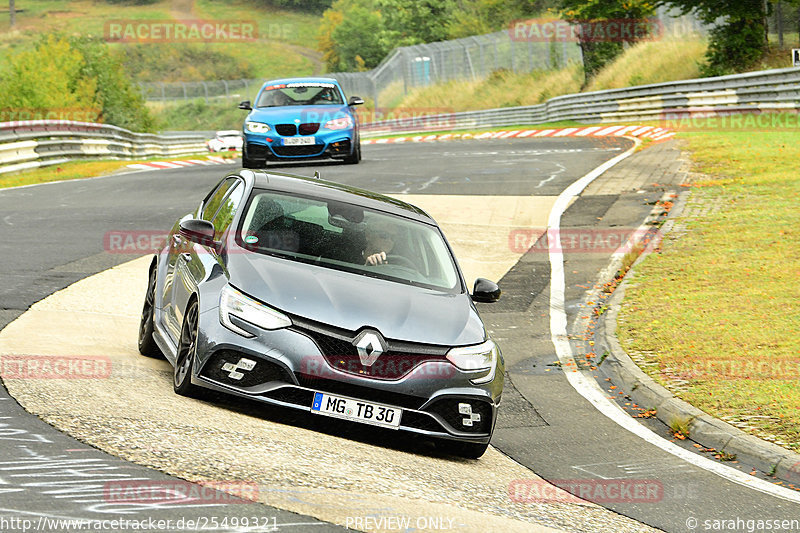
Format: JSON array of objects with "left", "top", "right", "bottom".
[
  {"left": 172, "top": 178, "right": 246, "bottom": 331},
  {"left": 163, "top": 178, "right": 239, "bottom": 343}
]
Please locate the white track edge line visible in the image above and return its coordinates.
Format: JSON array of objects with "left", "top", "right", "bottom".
[{"left": 547, "top": 137, "right": 800, "bottom": 505}]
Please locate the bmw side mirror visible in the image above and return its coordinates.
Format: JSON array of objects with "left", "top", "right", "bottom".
[
  {"left": 180, "top": 219, "right": 217, "bottom": 248},
  {"left": 238, "top": 100, "right": 252, "bottom": 110},
  {"left": 348, "top": 96, "right": 364, "bottom": 106},
  {"left": 472, "top": 278, "right": 501, "bottom": 303}
]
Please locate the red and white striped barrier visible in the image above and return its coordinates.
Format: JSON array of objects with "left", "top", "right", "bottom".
[
  {"left": 363, "top": 125, "right": 674, "bottom": 145},
  {"left": 126, "top": 155, "right": 237, "bottom": 171}
]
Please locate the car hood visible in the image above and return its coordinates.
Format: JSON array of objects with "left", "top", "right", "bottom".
[
  {"left": 247, "top": 105, "right": 351, "bottom": 126},
  {"left": 226, "top": 252, "right": 485, "bottom": 347}
]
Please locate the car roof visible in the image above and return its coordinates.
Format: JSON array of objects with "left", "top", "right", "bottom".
[
  {"left": 260, "top": 77, "right": 341, "bottom": 87},
  {"left": 238, "top": 169, "right": 434, "bottom": 223}
]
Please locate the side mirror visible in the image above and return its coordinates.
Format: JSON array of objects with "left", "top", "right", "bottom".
[
  {"left": 179, "top": 219, "right": 217, "bottom": 248},
  {"left": 348, "top": 96, "right": 364, "bottom": 106},
  {"left": 472, "top": 278, "right": 501, "bottom": 303},
  {"left": 238, "top": 100, "right": 252, "bottom": 110}
]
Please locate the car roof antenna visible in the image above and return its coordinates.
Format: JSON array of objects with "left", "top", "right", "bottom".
[{"left": 314, "top": 171, "right": 321, "bottom": 179}]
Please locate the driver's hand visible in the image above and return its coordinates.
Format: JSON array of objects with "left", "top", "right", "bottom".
[{"left": 365, "top": 252, "right": 387, "bottom": 265}]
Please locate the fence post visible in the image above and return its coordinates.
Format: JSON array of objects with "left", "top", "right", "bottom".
[
  {"left": 203, "top": 82, "right": 209, "bottom": 104},
  {"left": 222, "top": 79, "right": 229, "bottom": 99}
]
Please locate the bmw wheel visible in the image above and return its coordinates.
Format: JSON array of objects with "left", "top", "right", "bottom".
[
  {"left": 138, "top": 264, "right": 163, "bottom": 358},
  {"left": 343, "top": 138, "right": 361, "bottom": 164},
  {"left": 174, "top": 299, "right": 201, "bottom": 397}
]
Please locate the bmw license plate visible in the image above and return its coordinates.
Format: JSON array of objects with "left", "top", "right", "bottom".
[
  {"left": 311, "top": 392, "right": 401, "bottom": 429},
  {"left": 283, "top": 136, "right": 315, "bottom": 146}
]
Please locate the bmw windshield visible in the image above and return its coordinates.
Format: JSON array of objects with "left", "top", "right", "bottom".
[{"left": 237, "top": 189, "right": 461, "bottom": 293}]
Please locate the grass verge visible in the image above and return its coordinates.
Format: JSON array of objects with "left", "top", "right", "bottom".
[
  {"left": 0, "top": 153, "right": 235, "bottom": 190},
  {"left": 617, "top": 114, "right": 800, "bottom": 453}
]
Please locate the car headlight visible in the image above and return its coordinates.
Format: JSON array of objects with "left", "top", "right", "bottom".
[
  {"left": 245, "top": 121, "right": 271, "bottom": 133},
  {"left": 219, "top": 285, "right": 291, "bottom": 337},
  {"left": 324, "top": 115, "right": 353, "bottom": 130},
  {"left": 446, "top": 340, "right": 499, "bottom": 384}
]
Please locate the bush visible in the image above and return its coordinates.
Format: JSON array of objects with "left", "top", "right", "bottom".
[{"left": 0, "top": 34, "right": 155, "bottom": 132}]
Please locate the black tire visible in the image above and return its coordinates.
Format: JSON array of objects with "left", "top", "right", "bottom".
[
  {"left": 436, "top": 439, "right": 489, "bottom": 459},
  {"left": 174, "top": 299, "right": 201, "bottom": 397},
  {"left": 138, "top": 264, "right": 163, "bottom": 358},
  {"left": 343, "top": 138, "right": 360, "bottom": 164}
]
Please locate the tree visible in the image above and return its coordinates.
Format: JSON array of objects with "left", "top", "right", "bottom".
[
  {"left": 658, "top": 0, "right": 769, "bottom": 76},
  {"left": 560, "top": 0, "right": 657, "bottom": 85},
  {"left": 319, "top": 0, "right": 391, "bottom": 71},
  {"left": 0, "top": 34, "right": 155, "bottom": 131}
]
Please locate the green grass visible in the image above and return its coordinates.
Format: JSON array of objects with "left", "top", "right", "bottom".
[
  {"left": 617, "top": 114, "right": 800, "bottom": 452},
  {"left": 0, "top": 160, "right": 140, "bottom": 189},
  {"left": 150, "top": 99, "right": 247, "bottom": 132},
  {"left": 0, "top": 0, "right": 321, "bottom": 81},
  {"left": 0, "top": 152, "right": 239, "bottom": 189}
]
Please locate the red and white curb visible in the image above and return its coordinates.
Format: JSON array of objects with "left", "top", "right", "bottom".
[
  {"left": 126, "top": 155, "right": 237, "bottom": 171},
  {"left": 362, "top": 125, "right": 674, "bottom": 145}
]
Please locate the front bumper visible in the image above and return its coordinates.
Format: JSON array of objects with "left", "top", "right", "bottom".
[
  {"left": 244, "top": 128, "right": 355, "bottom": 162},
  {"left": 192, "top": 308, "right": 503, "bottom": 443}
]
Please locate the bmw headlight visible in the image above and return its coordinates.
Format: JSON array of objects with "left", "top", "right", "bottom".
[
  {"left": 446, "top": 340, "right": 499, "bottom": 384},
  {"left": 323, "top": 115, "right": 353, "bottom": 130},
  {"left": 219, "top": 285, "right": 291, "bottom": 337},
  {"left": 245, "top": 121, "right": 271, "bottom": 133}
]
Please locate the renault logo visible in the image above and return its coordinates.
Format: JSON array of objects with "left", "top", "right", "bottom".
[{"left": 353, "top": 330, "right": 387, "bottom": 367}]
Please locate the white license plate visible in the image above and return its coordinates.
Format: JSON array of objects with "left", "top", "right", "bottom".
[
  {"left": 284, "top": 136, "right": 315, "bottom": 146},
  {"left": 311, "top": 392, "right": 401, "bottom": 429}
]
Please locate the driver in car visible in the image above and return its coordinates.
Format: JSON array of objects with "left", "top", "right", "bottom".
[{"left": 363, "top": 223, "right": 399, "bottom": 266}]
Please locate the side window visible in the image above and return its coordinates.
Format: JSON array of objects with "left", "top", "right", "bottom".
[
  {"left": 202, "top": 178, "right": 237, "bottom": 221},
  {"left": 211, "top": 183, "right": 245, "bottom": 240}
]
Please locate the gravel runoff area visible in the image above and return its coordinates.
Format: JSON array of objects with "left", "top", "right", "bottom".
[{"left": 0, "top": 193, "right": 658, "bottom": 533}]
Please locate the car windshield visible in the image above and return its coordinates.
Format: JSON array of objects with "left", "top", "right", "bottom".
[
  {"left": 256, "top": 82, "right": 344, "bottom": 107},
  {"left": 237, "top": 189, "right": 461, "bottom": 292}
]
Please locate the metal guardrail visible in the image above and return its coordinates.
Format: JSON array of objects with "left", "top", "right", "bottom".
[
  {"left": 0, "top": 120, "right": 208, "bottom": 175},
  {"left": 359, "top": 66, "right": 800, "bottom": 136}
]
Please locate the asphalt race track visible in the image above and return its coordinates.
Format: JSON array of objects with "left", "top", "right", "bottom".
[{"left": 1, "top": 137, "right": 799, "bottom": 532}]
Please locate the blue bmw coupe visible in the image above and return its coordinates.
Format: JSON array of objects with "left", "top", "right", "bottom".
[{"left": 239, "top": 77, "right": 364, "bottom": 167}]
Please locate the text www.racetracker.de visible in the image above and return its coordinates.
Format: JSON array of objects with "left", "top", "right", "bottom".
[{"left": 0, "top": 515, "right": 279, "bottom": 532}]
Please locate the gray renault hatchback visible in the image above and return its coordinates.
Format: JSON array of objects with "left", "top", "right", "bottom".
[{"left": 138, "top": 169, "right": 504, "bottom": 458}]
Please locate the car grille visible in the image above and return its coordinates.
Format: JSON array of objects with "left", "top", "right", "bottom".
[
  {"left": 199, "top": 350, "right": 294, "bottom": 388},
  {"left": 289, "top": 317, "right": 449, "bottom": 380},
  {"left": 273, "top": 145, "right": 325, "bottom": 157},
  {"left": 294, "top": 374, "right": 427, "bottom": 409},
  {"left": 275, "top": 124, "right": 297, "bottom": 136},
  {"left": 299, "top": 123, "right": 320, "bottom": 135}
]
